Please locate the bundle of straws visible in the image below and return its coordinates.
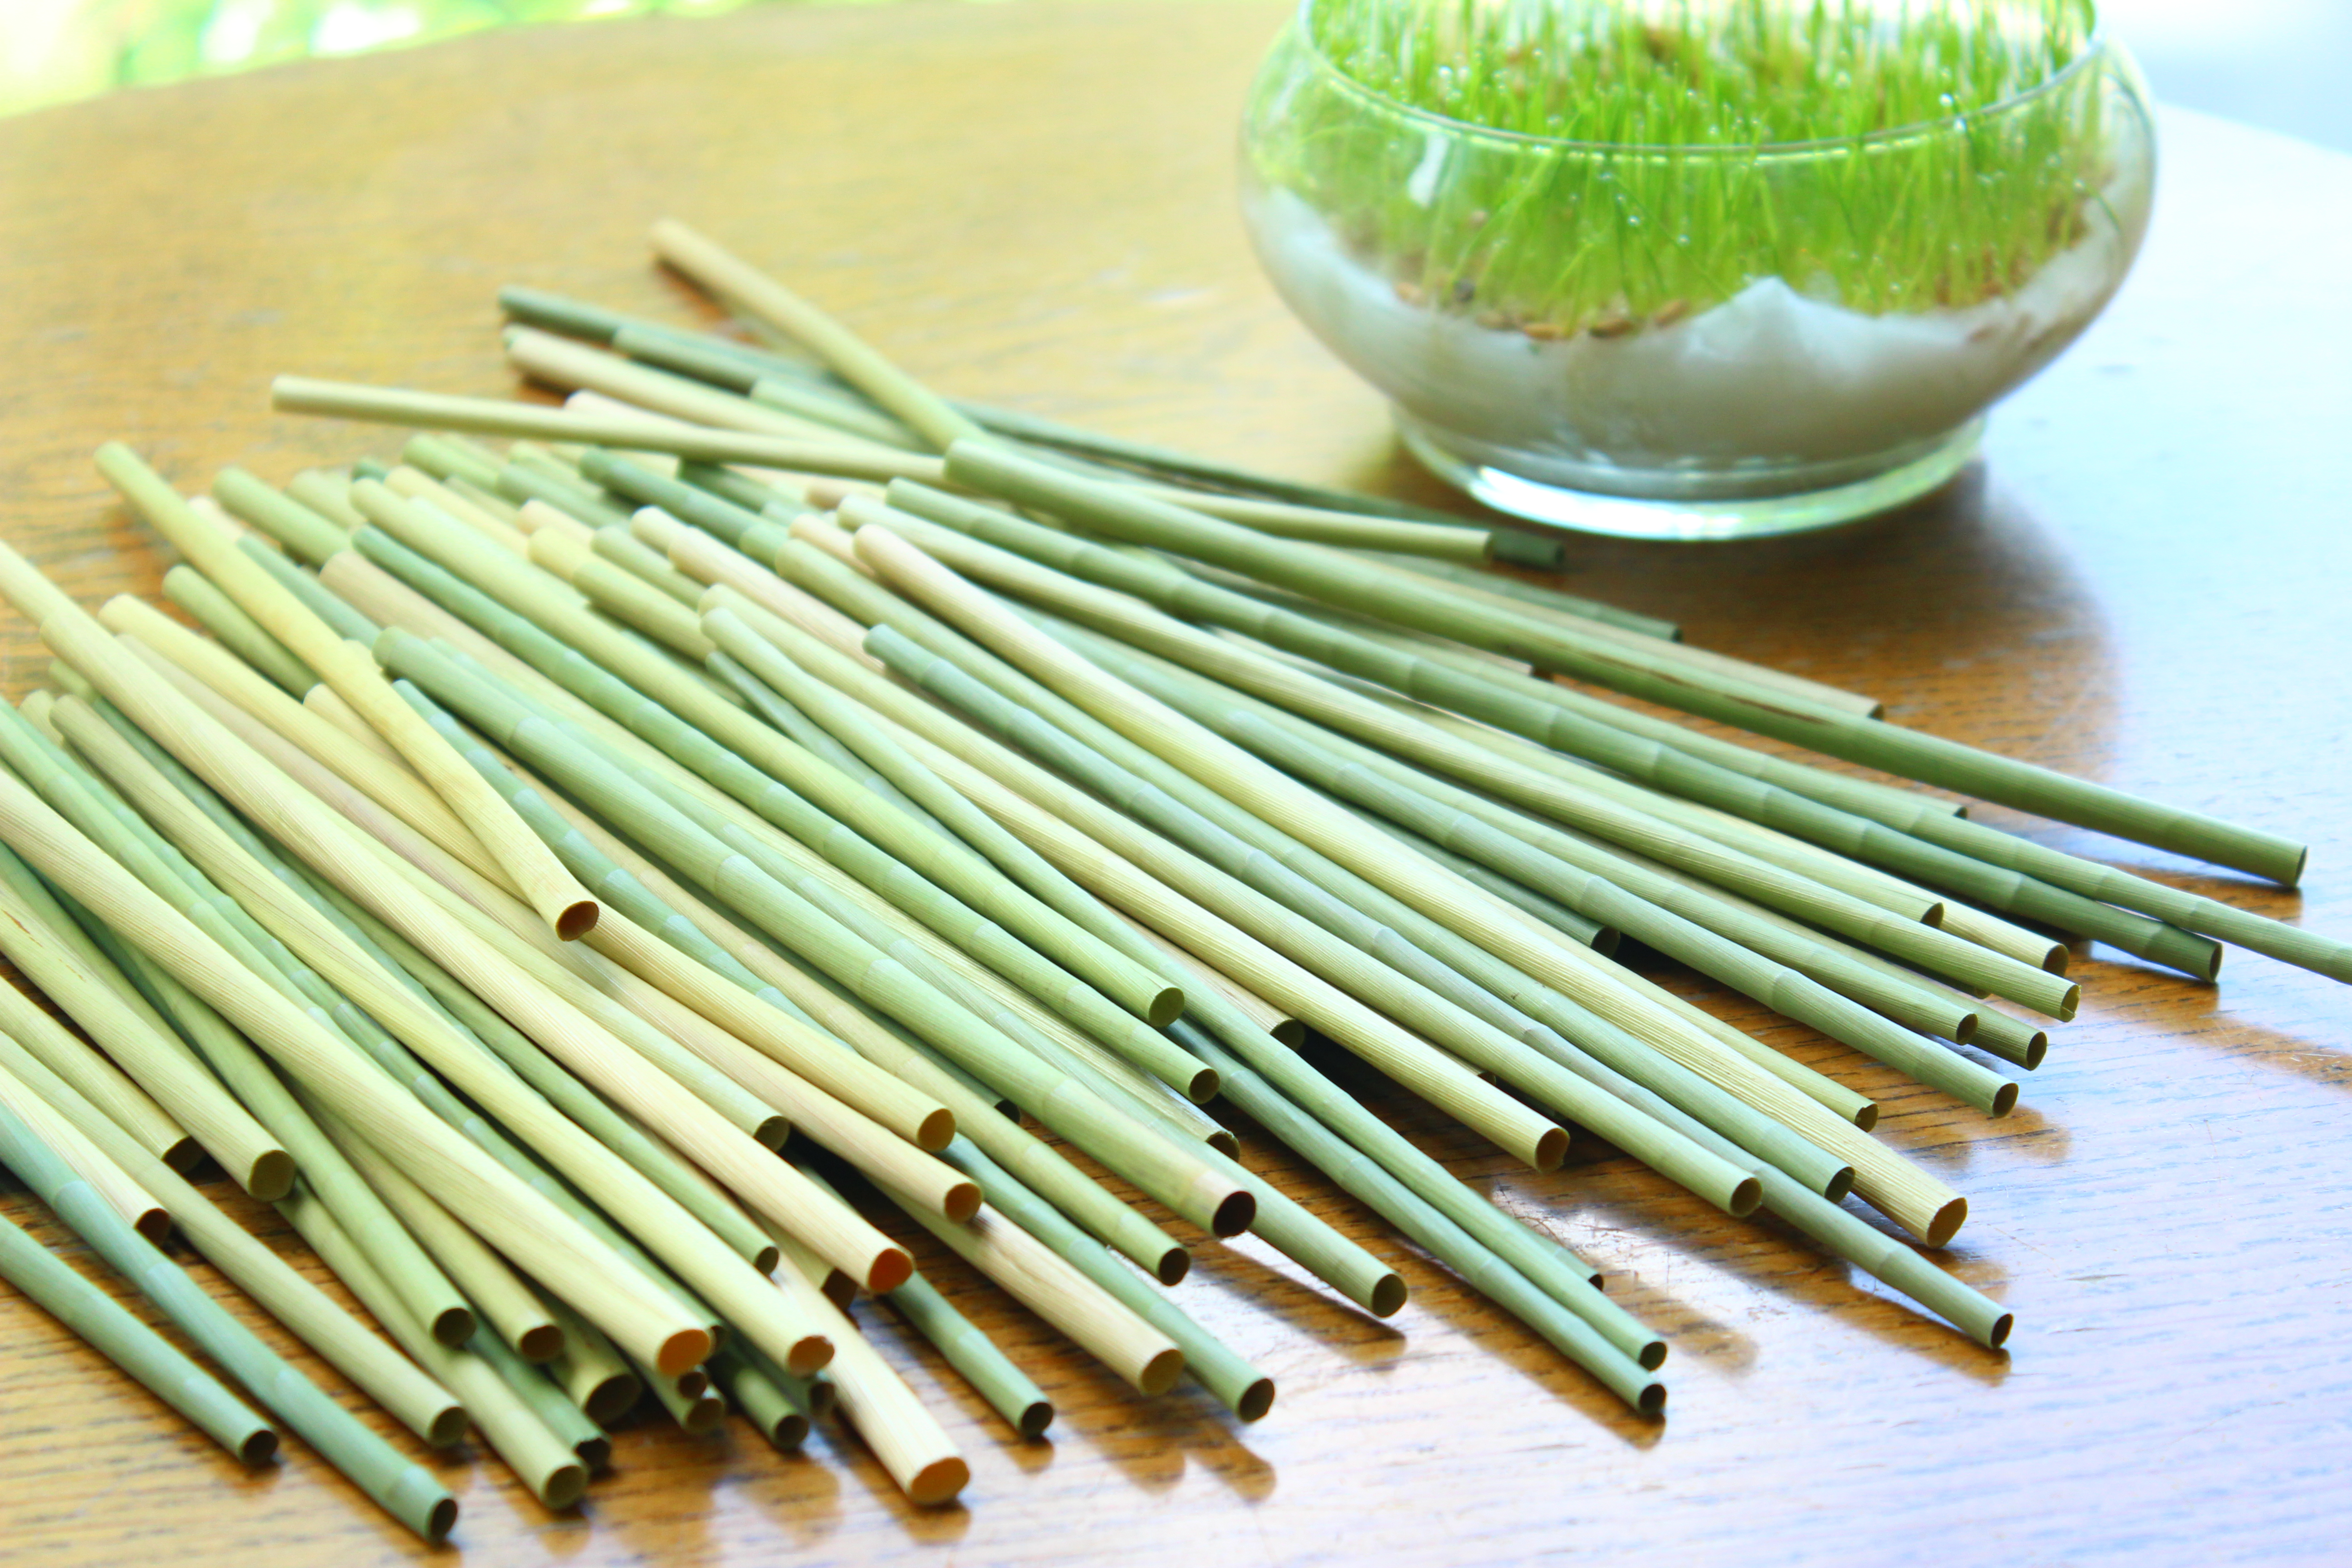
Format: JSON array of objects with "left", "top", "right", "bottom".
[{"left": 0, "top": 219, "right": 2336, "bottom": 1540}]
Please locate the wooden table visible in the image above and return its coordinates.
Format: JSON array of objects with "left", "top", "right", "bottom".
[{"left": 1, "top": 6, "right": 2348, "bottom": 1564}]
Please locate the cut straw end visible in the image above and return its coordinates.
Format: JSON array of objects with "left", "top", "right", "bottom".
[
  {"left": 781, "top": 1333, "right": 832, "bottom": 1379},
  {"left": 542, "top": 1464, "right": 589, "bottom": 1511},
  {"left": 906, "top": 1455, "right": 972, "bottom": 1508},
  {"left": 244, "top": 1148, "right": 297, "bottom": 1204},
  {"left": 1823, "top": 1165, "right": 1858, "bottom": 1204},
  {"left": 1924, "top": 1196, "right": 1970, "bottom": 1250},
  {"left": 1369, "top": 1273, "right": 1409, "bottom": 1318},
  {"left": 942, "top": 1181, "right": 983, "bottom": 1224},
  {"left": 424, "top": 1404, "right": 471, "bottom": 1449},
  {"left": 867, "top": 1247, "right": 916, "bottom": 1294},
  {"left": 554, "top": 898, "right": 601, "bottom": 941},
  {"left": 1634, "top": 1381, "right": 1668, "bottom": 1416},
  {"left": 1137, "top": 1346, "right": 1186, "bottom": 1397},
  {"left": 159, "top": 1136, "right": 206, "bottom": 1175},
  {"left": 1182, "top": 1064, "right": 1220, "bottom": 1104},
  {"left": 912, "top": 1107, "right": 955, "bottom": 1153},
  {"left": 1233, "top": 1377, "right": 1277, "bottom": 1423},
  {"left": 1016, "top": 1398, "right": 1055, "bottom": 1440},
  {"left": 517, "top": 1323, "right": 566, "bottom": 1363},
  {"left": 1144, "top": 985, "right": 1185, "bottom": 1028},
  {"left": 429, "top": 1305, "right": 475, "bottom": 1348},
  {"left": 1152, "top": 1245, "right": 1191, "bottom": 1286},
  {"left": 1532, "top": 1126, "right": 1570, "bottom": 1172},
  {"left": 1636, "top": 1338, "right": 1669, "bottom": 1373},
  {"left": 583, "top": 1374, "right": 642, "bottom": 1428},
  {"left": 1727, "top": 1175, "right": 1763, "bottom": 1217},
  {"left": 235, "top": 1427, "right": 282, "bottom": 1466},
  {"left": 655, "top": 1326, "right": 717, "bottom": 1379},
  {"left": 1210, "top": 1188, "right": 1257, "bottom": 1238}
]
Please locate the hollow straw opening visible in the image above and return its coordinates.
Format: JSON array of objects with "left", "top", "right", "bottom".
[
  {"left": 1206, "top": 1130, "right": 1240, "bottom": 1156},
  {"left": 772, "top": 1412, "right": 812, "bottom": 1448},
  {"left": 132, "top": 1208, "right": 173, "bottom": 1244},
  {"left": 160, "top": 1136, "right": 205, "bottom": 1174},
  {"left": 429, "top": 1306, "right": 476, "bottom": 1347},
  {"left": 656, "top": 1326, "right": 716, "bottom": 1378},
  {"left": 1154, "top": 1246, "right": 1192, "bottom": 1286},
  {"left": 682, "top": 1393, "right": 726, "bottom": 1434},
  {"left": 544, "top": 1463, "right": 590, "bottom": 1511},
  {"left": 518, "top": 1323, "right": 566, "bottom": 1362},
  {"left": 1210, "top": 1189, "right": 1258, "bottom": 1238},
  {"left": 245, "top": 1149, "right": 296, "bottom": 1203},
  {"left": 576, "top": 1435, "right": 614, "bottom": 1472},
  {"left": 1727, "top": 1176, "right": 1763, "bottom": 1217},
  {"left": 1532, "top": 1127, "right": 1570, "bottom": 1172},
  {"left": 783, "top": 1333, "right": 831, "bottom": 1378},
  {"left": 1184, "top": 1066, "right": 1221, "bottom": 1104},
  {"left": 913, "top": 1108, "right": 956, "bottom": 1153},
  {"left": 942, "top": 1181, "right": 983, "bottom": 1223},
  {"left": 1924, "top": 1197, "right": 1970, "bottom": 1250},
  {"left": 1271, "top": 1020, "right": 1308, "bottom": 1047},
  {"left": 1824, "top": 1166, "right": 1857, "bottom": 1205},
  {"left": 2053, "top": 985, "right": 2082, "bottom": 1023},
  {"left": 907, "top": 1457, "right": 972, "bottom": 1507},
  {"left": 1637, "top": 1339, "right": 1669, "bottom": 1373},
  {"left": 1139, "top": 1347, "right": 1186, "bottom": 1396},
  {"left": 1145, "top": 986, "right": 1186, "bottom": 1028},
  {"left": 235, "top": 1427, "right": 282, "bottom": 1466},
  {"left": 751, "top": 1115, "right": 792, "bottom": 1150},
  {"left": 1636, "top": 1382, "right": 1668, "bottom": 1417},
  {"left": 1851, "top": 1103, "right": 1880, "bottom": 1132},
  {"left": 554, "top": 898, "right": 601, "bottom": 941},
  {"left": 426, "top": 1405, "right": 471, "bottom": 1448},
  {"left": 424, "top": 1498, "right": 460, "bottom": 1544},
  {"left": 1235, "top": 1377, "right": 1278, "bottom": 1423},
  {"left": 1369, "top": 1273, "right": 1409, "bottom": 1318},
  {"left": 677, "top": 1368, "right": 710, "bottom": 1398},
  {"left": 1589, "top": 926, "right": 1623, "bottom": 958},
  {"left": 1952, "top": 1012, "right": 1980, "bottom": 1046},
  {"left": 867, "top": 1248, "right": 915, "bottom": 1294},
  {"left": 1986, "top": 1311, "right": 2017, "bottom": 1350},
  {"left": 751, "top": 1243, "right": 782, "bottom": 1274},
  {"left": 1017, "top": 1399, "right": 1056, "bottom": 1440},
  {"left": 2040, "top": 944, "right": 2072, "bottom": 975},
  {"left": 585, "top": 1377, "right": 640, "bottom": 1427}
]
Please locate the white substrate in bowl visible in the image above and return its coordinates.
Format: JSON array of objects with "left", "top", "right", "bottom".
[{"left": 1247, "top": 176, "right": 2148, "bottom": 496}]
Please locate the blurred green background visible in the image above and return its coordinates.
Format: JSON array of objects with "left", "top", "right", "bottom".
[{"left": 2, "top": 0, "right": 2346, "bottom": 150}]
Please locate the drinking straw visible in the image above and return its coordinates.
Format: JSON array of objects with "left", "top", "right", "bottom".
[
  {"left": 534, "top": 1286, "right": 642, "bottom": 1426},
  {"left": 1060, "top": 627, "right": 2021, "bottom": 1114},
  {"left": 879, "top": 1268, "right": 1053, "bottom": 1438},
  {"left": 947, "top": 441, "right": 2309, "bottom": 888},
  {"left": 0, "top": 1063, "right": 171, "bottom": 1241},
  {"left": 104, "top": 447, "right": 603, "bottom": 944},
  {"left": 0, "top": 1095, "right": 460, "bottom": 1537},
  {"left": 0, "top": 894, "right": 189, "bottom": 1169},
  {"left": 1344, "top": 551, "right": 1880, "bottom": 715},
  {"left": 274, "top": 376, "right": 947, "bottom": 484},
  {"left": 100, "top": 593, "right": 495, "bottom": 875},
  {"left": 0, "top": 571, "right": 717, "bottom": 1379},
  {"left": 277, "top": 1184, "right": 587, "bottom": 1511},
  {"left": 1170, "top": 1023, "right": 1666, "bottom": 1406},
  {"left": 0, "top": 854, "right": 293, "bottom": 1197},
  {"left": 1323, "top": 805, "right": 1616, "bottom": 957},
  {"left": 708, "top": 1346, "right": 815, "bottom": 1450},
  {"left": 911, "top": 517, "right": 2082, "bottom": 1019},
  {"left": 161, "top": 564, "right": 318, "bottom": 696},
  {"left": 0, "top": 1190, "right": 276, "bottom": 1461},
  {"left": 526, "top": 525, "right": 717, "bottom": 657},
  {"left": 367, "top": 631, "right": 1251, "bottom": 1238},
  {"left": 595, "top": 524, "right": 704, "bottom": 607},
  {"left": 769, "top": 1245, "right": 969, "bottom": 1505},
  {"left": 1116, "top": 915, "right": 1307, "bottom": 1044},
  {"left": 0, "top": 1028, "right": 468, "bottom": 1446},
  {"left": 240, "top": 541, "right": 382, "bottom": 646},
  {"left": 816, "top": 562, "right": 1954, "bottom": 1237},
  {"left": 385, "top": 466, "right": 531, "bottom": 550},
  {"left": 379, "top": 491, "right": 1189, "bottom": 1043},
  {"left": 313, "top": 1102, "right": 565, "bottom": 1362},
  {"left": 853, "top": 541, "right": 1782, "bottom": 1205},
  {"left": 626, "top": 1343, "right": 725, "bottom": 1433},
  {"left": 282, "top": 470, "right": 369, "bottom": 532},
  {"left": 699, "top": 593, "right": 1689, "bottom": 1329},
  {"left": 470, "top": 1320, "right": 612, "bottom": 1469}
]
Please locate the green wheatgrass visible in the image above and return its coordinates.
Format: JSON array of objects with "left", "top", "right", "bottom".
[{"left": 1254, "top": 0, "right": 2110, "bottom": 331}]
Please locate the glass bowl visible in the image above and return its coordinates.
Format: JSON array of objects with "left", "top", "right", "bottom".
[{"left": 1239, "top": 0, "right": 2156, "bottom": 540}]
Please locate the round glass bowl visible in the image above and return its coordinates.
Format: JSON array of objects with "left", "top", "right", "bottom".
[{"left": 1240, "top": 0, "right": 2156, "bottom": 539}]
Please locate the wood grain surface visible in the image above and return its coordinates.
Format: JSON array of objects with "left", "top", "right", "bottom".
[{"left": 0, "top": 6, "right": 2348, "bottom": 1564}]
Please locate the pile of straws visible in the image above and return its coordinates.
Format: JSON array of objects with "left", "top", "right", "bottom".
[{"left": 0, "top": 219, "right": 2338, "bottom": 1541}]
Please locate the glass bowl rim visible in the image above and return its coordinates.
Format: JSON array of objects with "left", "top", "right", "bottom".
[{"left": 1287, "top": 0, "right": 2118, "bottom": 159}]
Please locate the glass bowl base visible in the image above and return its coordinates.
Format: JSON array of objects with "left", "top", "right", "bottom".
[{"left": 1396, "top": 416, "right": 1985, "bottom": 542}]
